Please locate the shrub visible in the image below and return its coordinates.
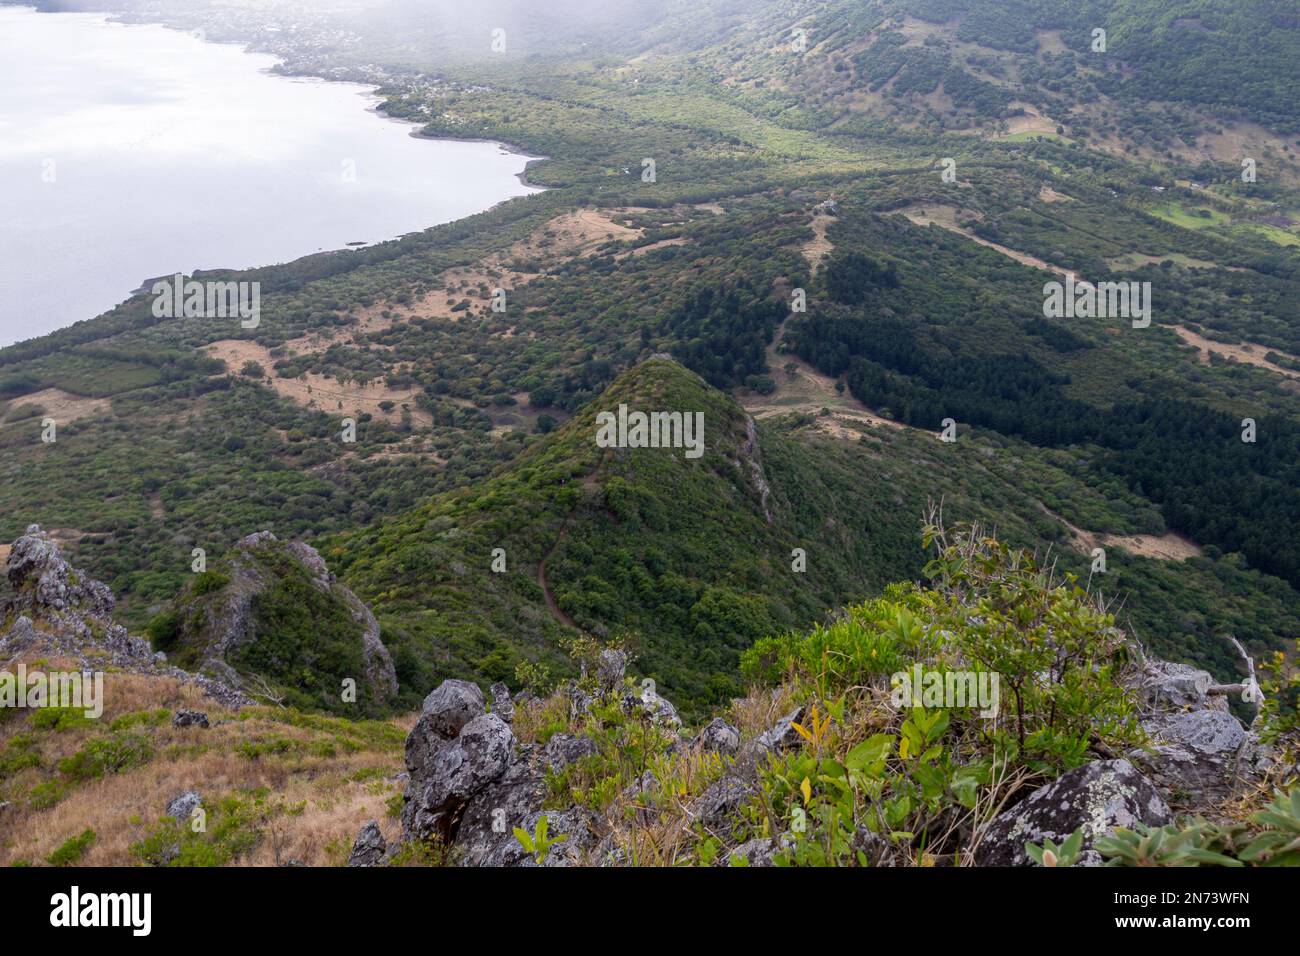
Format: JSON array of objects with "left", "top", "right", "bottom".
[{"left": 47, "top": 829, "right": 96, "bottom": 866}]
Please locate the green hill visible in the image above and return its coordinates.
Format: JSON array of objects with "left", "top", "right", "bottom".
[{"left": 325, "top": 358, "right": 927, "bottom": 715}]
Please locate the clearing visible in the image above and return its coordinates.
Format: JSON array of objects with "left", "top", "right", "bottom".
[
  {"left": 2, "top": 388, "right": 110, "bottom": 426},
  {"left": 1173, "top": 327, "right": 1300, "bottom": 381},
  {"left": 895, "top": 204, "right": 1070, "bottom": 276}
]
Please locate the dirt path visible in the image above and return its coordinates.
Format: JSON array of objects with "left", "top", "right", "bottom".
[
  {"left": 743, "top": 315, "right": 905, "bottom": 439},
  {"left": 537, "top": 536, "right": 579, "bottom": 631},
  {"left": 802, "top": 211, "right": 836, "bottom": 269},
  {"left": 1173, "top": 327, "right": 1300, "bottom": 381},
  {"left": 1044, "top": 504, "right": 1201, "bottom": 561},
  {"left": 895, "top": 204, "right": 1072, "bottom": 277}
]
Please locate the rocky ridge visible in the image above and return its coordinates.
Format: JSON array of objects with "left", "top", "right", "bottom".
[
  {"left": 1, "top": 525, "right": 249, "bottom": 709},
  {"left": 349, "top": 644, "right": 1275, "bottom": 868}
]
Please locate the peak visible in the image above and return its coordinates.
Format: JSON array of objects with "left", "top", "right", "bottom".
[{"left": 5, "top": 525, "right": 114, "bottom": 622}]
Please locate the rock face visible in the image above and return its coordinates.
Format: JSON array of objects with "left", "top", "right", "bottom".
[
  {"left": 402, "top": 680, "right": 514, "bottom": 844},
  {"left": 596, "top": 649, "right": 628, "bottom": 692},
  {"left": 975, "top": 759, "right": 1172, "bottom": 866},
  {"left": 490, "top": 682, "right": 515, "bottom": 723},
  {"left": 1, "top": 527, "right": 249, "bottom": 709},
  {"left": 743, "top": 706, "right": 805, "bottom": 759},
  {"left": 7, "top": 525, "right": 116, "bottom": 620},
  {"left": 401, "top": 672, "right": 645, "bottom": 867}
]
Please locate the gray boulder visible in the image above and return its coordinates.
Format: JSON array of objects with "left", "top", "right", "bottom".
[
  {"left": 512, "top": 808, "right": 596, "bottom": 867},
  {"left": 693, "top": 718, "right": 740, "bottom": 755},
  {"left": 743, "top": 706, "right": 805, "bottom": 758},
  {"left": 490, "top": 682, "right": 515, "bottom": 723},
  {"left": 6, "top": 525, "right": 115, "bottom": 619},
  {"left": 1135, "top": 659, "right": 1229, "bottom": 713},
  {"left": 596, "top": 648, "right": 628, "bottom": 691},
  {"left": 171, "top": 710, "right": 210, "bottom": 729},
  {"left": 347, "top": 821, "right": 387, "bottom": 867},
  {"left": 405, "top": 679, "right": 486, "bottom": 777},
  {"left": 542, "top": 733, "right": 598, "bottom": 772},
  {"left": 1130, "top": 709, "right": 1252, "bottom": 806},
  {"left": 165, "top": 790, "right": 203, "bottom": 824},
  {"left": 622, "top": 687, "right": 681, "bottom": 728},
  {"left": 728, "top": 833, "right": 795, "bottom": 867},
  {"left": 454, "top": 749, "right": 547, "bottom": 866},
  {"left": 975, "top": 759, "right": 1171, "bottom": 866},
  {"left": 403, "top": 713, "right": 514, "bottom": 843},
  {"left": 691, "top": 775, "right": 758, "bottom": 832}
]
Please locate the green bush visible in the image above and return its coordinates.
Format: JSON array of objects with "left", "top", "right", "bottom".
[
  {"left": 47, "top": 829, "right": 96, "bottom": 866},
  {"left": 58, "top": 731, "right": 152, "bottom": 781}
]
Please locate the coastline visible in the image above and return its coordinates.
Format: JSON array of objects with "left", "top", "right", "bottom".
[{"left": 0, "top": 4, "right": 548, "bottom": 344}]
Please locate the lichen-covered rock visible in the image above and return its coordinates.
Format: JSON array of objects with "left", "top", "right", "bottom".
[
  {"left": 693, "top": 718, "right": 740, "bottom": 755},
  {"left": 454, "top": 750, "right": 548, "bottom": 866},
  {"left": 402, "top": 713, "right": 514, "bottom": 843},
  {"left": 542, "top": 733, "right": 598, "bottom": 772},
  {"left": 512, "top": 808, "right": 596, "bottom": 867},
  {"left": 165, "top": 790, "right": 203, "bottom": 823},
  {"left": 405, "top": 680, "right": 486, "bottom": 778},
  {"left": 691, "top": 774, "right": 758, "bottom": 832},
  {"left": 490, "top": 682, "right": 515, "bottom": 723},
  {"left": 0, "top": 616, "right": 38, "bottom": 656},
  {"left": 975, "top": 759, "right": 1171, "bottom": 866},
  {"left": 1129, "top": 709, "right": 1251, "bottom": 806},
  {"left": 728, "top": 833, "right": 795, "bottom": 867},
  {"left": 171, "top": 710, "right": 210, "bottom": 729},
  {"left": 622, "top": 686, "right": 681, "bottom": 728},
  {"left": 743, "top": 706, "right": 805, "bottom": 758},
  {"left": 6, "top": 525, "right": 115, "bottom": 620},
  {"left": 1134, "top": 659, "right": 1228, "bottom": 713},
  {"left": 347, "top": 821, "right": 387, "bottom": 867},
  {"left": 596, "top": 648, "right": 628, "bottom": 691}
]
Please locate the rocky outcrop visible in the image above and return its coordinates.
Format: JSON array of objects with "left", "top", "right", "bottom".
[
  {"left": 6, "top": 524, "right": 115, "bottom": 622},
  {"left": 975, "top": 759, "right": 1172, "bottom": 866},
  {"left": 403, "top": 704, "right": 514, "bottom": 843},
  {"left": 165, "top": 790, "right": 203, "bottom": 824},
  {"left": 1, "top": 526, "right": 249, "bottom": 709},
  {"left": 347, "top": 821, "right": 387, "bottom": 867},
  {"left": 158, "top": 530, "right": 397, "bottom": 709},
  {"left": 692, "top": 717, "right": 740, "bottom": 755},
  {"left": 490, "top": 682, "right": 515, "bottom": 723},
  {"left": 1126, "top": 656, "right": 1259, "bottom": 810},
  {"left": 400, "top": 677, "right": 601, "bottom": 866}
]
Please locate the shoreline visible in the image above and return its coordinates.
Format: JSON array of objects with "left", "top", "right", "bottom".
[{"left": 0, "top": 4, "right": 549, "bottom": 342}]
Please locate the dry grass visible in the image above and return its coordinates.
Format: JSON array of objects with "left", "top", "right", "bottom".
[
  {"left": 0, "top": 388, "right": 110, "bottom": 428},
  {"left": 0, "top": 651, "right": 409, "bottom": 867}
]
